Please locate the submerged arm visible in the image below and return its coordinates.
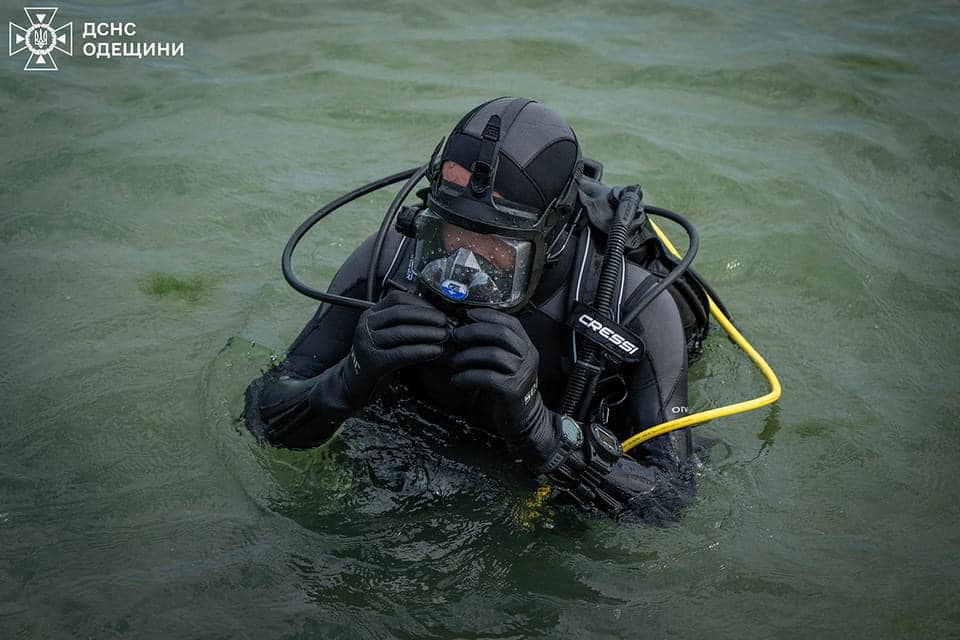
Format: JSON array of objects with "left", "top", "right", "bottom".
[{"left": 243, "top": 238, "right": 372, "bottom": 448}]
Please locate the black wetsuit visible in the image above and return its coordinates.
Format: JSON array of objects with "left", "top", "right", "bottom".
[{"left": 245, "top": 214, "right": 696, "bottom": 519}]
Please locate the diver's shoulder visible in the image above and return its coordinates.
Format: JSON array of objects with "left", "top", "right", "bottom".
[{"left": 619, "top": 260, "right": 683, "bottom": 326}]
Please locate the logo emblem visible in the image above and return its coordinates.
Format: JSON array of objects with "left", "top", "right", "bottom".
[
  {"left": 440, "top": 279, "right": 468, "bottom": 301},
  {"left": 9, "top": 7, "right": 72, "bottom": 71},
  {"left": 565, "top": 302, "right": 645, "bottom": 363}
]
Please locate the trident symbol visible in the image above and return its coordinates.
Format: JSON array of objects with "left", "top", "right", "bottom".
[{"left": 8, "top": 7, "right": 73, "bottom": 71}]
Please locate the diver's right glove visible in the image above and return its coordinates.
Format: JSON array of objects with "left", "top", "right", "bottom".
[
  {"left": 340, "top": 289, "right": 450, "bottom": 406},
  {"left": 247, "top": 289, "right": 448, "bottom": 449}
]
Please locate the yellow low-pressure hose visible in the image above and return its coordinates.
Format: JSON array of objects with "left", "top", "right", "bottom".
[{"left": 620, "top": 220, "right": 782, "bottom": 454}]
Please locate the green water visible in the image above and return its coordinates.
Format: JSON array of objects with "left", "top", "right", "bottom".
[{"left": 2, "top": 0, "right": 959, "bottom": 637}]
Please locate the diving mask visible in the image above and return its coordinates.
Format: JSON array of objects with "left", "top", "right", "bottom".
[{"left": 411, "top": 210, "right": 533, "bottom": 308}]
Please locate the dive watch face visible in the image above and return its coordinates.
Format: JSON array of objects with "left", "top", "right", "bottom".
[{"left": 560, "top": 415, "right": 583, "bottom": 449}]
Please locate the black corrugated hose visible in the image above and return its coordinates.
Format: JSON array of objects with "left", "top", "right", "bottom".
[{"left": 560, "top": 185, "right": 642, "bottom": 420}]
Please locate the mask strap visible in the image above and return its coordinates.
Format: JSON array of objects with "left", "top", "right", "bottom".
[
  {"left": 470, "top": 115, "right": 501, "bottom": 194},
  {"left": 554, "top": 156, "right": 584, "bottom": 214},
  {"left": 546, "top": 206, "right": 582, "bottom": 261},
  {"left": 426, "top": 137, "right": 445, "bottom": 184},
  {"left": 470, "top": 98, "right": 533, "bottom": 196}
]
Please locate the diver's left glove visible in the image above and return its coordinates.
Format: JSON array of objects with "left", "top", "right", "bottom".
[
  {"left": 448, "top": 308, "right": 628, "bottom": 513},
  {"left": 449, "top": 307, "right": 546, "bottom": 443},
  {"left": 449, "top": 308, "right": 573, "bottom": 467}
]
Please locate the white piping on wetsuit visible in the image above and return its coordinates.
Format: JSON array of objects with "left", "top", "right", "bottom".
[{"left": 572, "top": 226, "right": 591, "bottom": 364}]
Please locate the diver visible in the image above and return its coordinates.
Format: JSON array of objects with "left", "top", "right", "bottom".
[{"left": 244, "top": 97, "right": 717, "bottom": 518}]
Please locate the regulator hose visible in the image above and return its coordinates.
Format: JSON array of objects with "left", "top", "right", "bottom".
[
  {"left": 620, "top": 205, "right": 699, "bottom": 326},
  {"left": 365, "top": 164, "right": 427, "bottom": 302},
  {"left": 560, "top": 185, "right": 642, "bottom": 420},
  {"left": 281, "top": 167, "right": 420, "bottom": 310}
]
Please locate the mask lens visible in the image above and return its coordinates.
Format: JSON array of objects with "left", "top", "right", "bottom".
[
  {"left": 421, "top": 247, "right": 503, "bottom": 302},
  {"left": 412, "top": 210, "right": 531, "bottom": 307},
  {"left": 439, "top": 224, "right": 518, "bottom": 272}
]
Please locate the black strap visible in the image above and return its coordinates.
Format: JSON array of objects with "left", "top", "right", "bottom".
[
  {"left": 555, "top": 155, "right": 584, "bottom": 214},
  {"left": 621, "top": 274, "right": 660, "bottom": 327},
  {"left": 470, "top": 98, "right": 533, "bottom": 194},
  {"left": 426, "top": 137, "right": 445, "bottom": 183},
  {"left": 471, "top": 116, "right": 501, "bottom": 192},
  {"left": 498, "top": 98, "right": 534, "bottom": 141}
]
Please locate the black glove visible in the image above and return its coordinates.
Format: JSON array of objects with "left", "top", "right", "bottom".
[
  {"left": 443, "top": 308, "right": 629, "bottom": 513},
  {"left": 341, "top": 289, "right": 450, "bottom": 406},
  {"left": 248, "top": 289, "right": 448, "bottom": 448},
  {"left": 249, "top": 373, "right": 333, "bottom": 448},
  {"left": 449, "top": 308, "right": 546, "bottom": 443}
]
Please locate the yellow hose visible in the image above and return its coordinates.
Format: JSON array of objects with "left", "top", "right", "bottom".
[{"left": 620, "top": 220, "right": 782, "bottom": 454}]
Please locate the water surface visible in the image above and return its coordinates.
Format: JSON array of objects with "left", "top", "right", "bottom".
[{"left": 1, "top": 0, "right": 958, "bottom": 637}]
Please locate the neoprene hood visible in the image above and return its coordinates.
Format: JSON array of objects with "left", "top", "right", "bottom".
[{"left": 403, "top": 97, "right": 584, "bottom": 312}]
